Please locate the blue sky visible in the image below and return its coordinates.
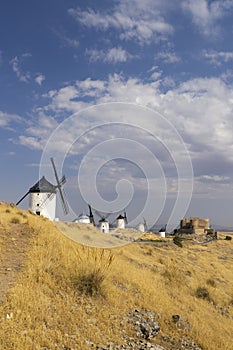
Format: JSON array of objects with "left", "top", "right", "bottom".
[{"left": 1, "top": 0, "right": 233, "bottom": 229}]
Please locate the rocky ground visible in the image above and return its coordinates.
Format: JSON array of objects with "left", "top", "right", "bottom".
[{"left": 83, "top": 309, "right": 203, "bottom": 350}]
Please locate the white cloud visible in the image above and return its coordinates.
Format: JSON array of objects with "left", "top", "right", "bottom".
[
  {"left": 68, "top": 0, "right": 173, "bottom": 44},
  {"left": 18, "top": 74, "right": 233, "bottom": 200},
  {"left": 63, "top": 37, "right": 79, "bottom": 48},
  {"left": 35, "top": 74, "right": 45, "bottom": 86},
  {"left": 182, "top": 0, "right": 233, "bottom": 37},
  {"left": 155, "top": 51, "right": 180, "bottom": 64},
  {"left": 203, "top": 50, "right": 233, "bottom": 66},
  {"left": 86, "top": 47, "right": 132, "bottom": 63},
  {"left": 9, "top": 53, "right": 31, "bottom": 82},
  {"left": 200, "top": 175, "right": 230, "bottom": 182},
  {"left": 18, "top": 113, "right": 58, "bottom": 150},
  {"left": 0, "top": 111, "right": 22, "bottom": 128},
  {"left": 53, "top": 29, "right": 80, "bottom": 48}
]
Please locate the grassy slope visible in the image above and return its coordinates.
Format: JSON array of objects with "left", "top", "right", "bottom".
[{"left": 0, "top": 202, "right": 233, "bottom": 350}]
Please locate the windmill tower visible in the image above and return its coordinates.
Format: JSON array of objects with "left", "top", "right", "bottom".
[
  {"left": 116, "top": 210, "right": 128, "bottom": 229},
  {"left": 16, "top": 158, "right": 68, "bottom": 221},
  {"left": 159, "top": 224, "right": 167, "bottom": 238},
  {"left": 94, "top": 210, "right": 111, "bottom": 233},
  {"left": 99, "top": 218, "right": 109, "bottom": 233},
  {"left": 137, "top": 218, "right": 148, "bottom": 232}
]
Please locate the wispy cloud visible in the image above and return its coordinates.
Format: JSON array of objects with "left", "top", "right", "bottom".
[
  {"left": 203, "top": 50, "right": 233, "bottom": 66},
  {"left": 0, "top": 111, "right": 22, "bottom": 129},
  {"left": 68, "top": 0, "right": 173, "bottom": 45},
  {"left": 155, "top": 51, "right": 180, "bottom": 64},
  {"left": 35, "top": 74, "right": 45, "bottom": 86},
  {"left": 9, "top": 53, "right": 31, "bottom": 83},
  {"left": 182, "top": 0, "right": 233, "bottom": 37},
  {"left": 86, "top": 47, "right": 132, "bottom": 63},
  {"left": 53, "top": 29, "right": 79, "bottom": 48}
]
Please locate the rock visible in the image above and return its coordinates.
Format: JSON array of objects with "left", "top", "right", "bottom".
[
  {"left": 172, "top": 314, "right": 191, "bottom": 330},
  {"left": 180, "top": 337, "right": 203, "bottom": 350},
  {"left": 128, "top": 309, "right": 160, "bottom": 340}
]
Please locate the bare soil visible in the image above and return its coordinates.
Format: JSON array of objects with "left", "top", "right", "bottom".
[{"left": 0, "top": 223, "right": 32, "bottom": 304}]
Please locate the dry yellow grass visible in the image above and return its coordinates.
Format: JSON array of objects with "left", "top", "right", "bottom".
[
  {"left": 54, "top": 221, "right": 143, "bottom": 248},
  {"left": 0, "top": 202, "right": 232, "bottom": 349}
]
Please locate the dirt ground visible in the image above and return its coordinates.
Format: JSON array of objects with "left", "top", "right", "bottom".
[{"left": 0, "top": 223, "right": 32, "bottom": 304}]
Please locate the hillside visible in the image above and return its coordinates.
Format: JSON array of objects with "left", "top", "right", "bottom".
[{"left": 0, "top": 202, "right": 233, "bottom": 350}]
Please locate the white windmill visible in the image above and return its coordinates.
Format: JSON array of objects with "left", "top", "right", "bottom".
[
  {"left": 137, "top": 217, "right": 148, "bottom": 232},
  {"left": 159, "top": 224, "right": 167, "bottom": 238},
  {"left": 94, "top": 210, "right": 111, "bottom": 233},
  {"left": 112, "top": 210, "right": 128, "bottom": 229},
  {"left": 16, "top": 158, "right": 69, "bottom": 221}
]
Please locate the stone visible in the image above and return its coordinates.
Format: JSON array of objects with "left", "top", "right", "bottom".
[{"left": 128, "top": 309, "right": 160, "bottom": 340}]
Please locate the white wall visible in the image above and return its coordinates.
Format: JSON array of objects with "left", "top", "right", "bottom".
[
  {"left": 117, "top": 218, "right": 125, "bottom": 229},
  {"left": 99, "top": 221, "right": 109, "bottom": 233},
  {"left": 29, "top": 192, "right": 56, "bottom": 221}
]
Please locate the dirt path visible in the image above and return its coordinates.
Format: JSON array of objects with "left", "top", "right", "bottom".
[{"left": 0, "top": 223, "right": 31, "bottom": 305}]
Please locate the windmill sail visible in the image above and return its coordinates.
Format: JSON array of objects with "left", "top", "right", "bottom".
[
  {"left": 88, "top": 204, "right": 95, "bottom": 226},
  {"left": 124, "top": 210, "right": 128, "bottom": 224},
  {"left": 16, "top": 191, "right": 30, "bottom": 206},
  {"left": 143, "top": 217, "right": 148, "bottom": 232},
  {"left": 50, "top": 157, "right": 69, "bottom": 215}
]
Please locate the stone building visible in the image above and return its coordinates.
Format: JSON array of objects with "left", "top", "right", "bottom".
[{"left": 179, "top": 217, "right": 210, "bottom": 235}]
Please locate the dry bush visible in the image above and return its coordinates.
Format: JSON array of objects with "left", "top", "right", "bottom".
[
  {"left": 10, "top": 217, "right": 20, "bottom": 224},
  {"left": 195, "top": 286, "right": 211, "bottom": 301},
  {"left": 72, "top": 249, "right": 114, "bottom": 297},
  {"left": 206, "top": 278, "right": 216, "bottom": 287}
]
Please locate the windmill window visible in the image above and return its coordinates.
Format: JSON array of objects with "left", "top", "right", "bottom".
[
  {"left": 36, "top": 211, "right": 40, "bottom": 216},
  {"left": 37, "top": 204, "right": 39, "bottom": 207}
]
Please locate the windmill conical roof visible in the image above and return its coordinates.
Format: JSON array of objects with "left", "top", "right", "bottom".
[
  {"left": 29, "top": 176, "right": 57, "bottom": 193},
  {"left": 117, "top": 214, "right": 125, "bottom": 220}
]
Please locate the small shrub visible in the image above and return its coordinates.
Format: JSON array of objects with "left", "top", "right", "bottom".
[
  {"left": 5, "top": 209, "right": 11, "bottom": 213},
  {"left": 206, "top": 278, "right": 216, "bottom": 287},
  {"left": 195, "top": 286, "right": 210, "bottom": 301},
  {"left": 72, "top": 249, "right": 114, "bottom": 297},
  {"left": 72, "top": 270, "right": 105, "bottom": 297},
  {"left": 144, "top": 247, "right": 153, "bottom": 255},
  {"left": 173, "top": 236, "right": 183, "bottom": 247},
  {"left": 225, "top": 236, "right": 232, "bottom": 241},
  {"left": 10, "top": 217, "right": 20, "bottom": 224},
  {"left": 17, "top": 211, "right": 27, "bottom": 218}
]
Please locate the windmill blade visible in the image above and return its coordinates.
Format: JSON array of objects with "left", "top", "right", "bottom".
[
  {"left": 59, "top": 175, "right": 66, "bottom": 186},
  {"left": 38, "top": 192, "right": 55, "bottom": 210},
  {"left": 88, "top": 204, "right": 95, "bottom": 226},
  {"left": 94, "top": 210, "right": 104, "bottom": 219},
  {"left": 94, "top": 210, "right": 111, "bottom": 220},
  {"left": 16, "top": 191, "right": 29, "bottom": 206},
  {"left": 59, "top": 188, "right": 69, "bottom": 215},
  {"left": 110, "top": 218, "right": 117, "bottom": 226},
  {"left": 143, "top": 217, "right": 148, "bottom": 231},
  {"left": 50, "top": 157, "right": 69, "bottom": 215},
  {"left": 124, "top": 210, "right": 128, "bottom": 224},
  {"left": 104, "top": 212, "right": 112, "bottom": 220}
]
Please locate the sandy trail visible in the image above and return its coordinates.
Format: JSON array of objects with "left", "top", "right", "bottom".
[{"left": 0, "top": 223, "right": 31, "bottom": 304}]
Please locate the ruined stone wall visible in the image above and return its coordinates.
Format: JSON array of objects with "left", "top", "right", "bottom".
[{"left": 179, "top": 217, "right": 210, "bottom": 235}]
